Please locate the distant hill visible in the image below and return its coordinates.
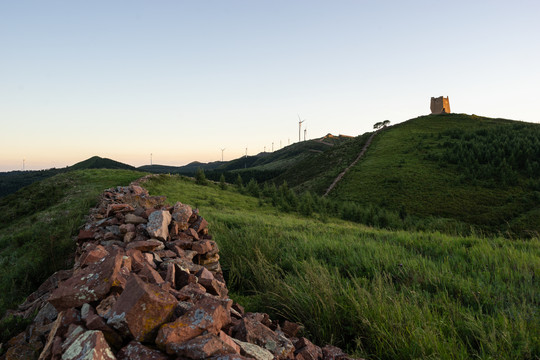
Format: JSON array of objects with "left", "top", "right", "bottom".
[
  {"left": 69, "top": 156, "right": 135, "bottom": 171},
  {"left": 138, "top": 161, "right": 224, "bottom": 174},
  {"left": 135, "top": 135, "right": 358, "bottom": 187},
  {"left": 0, "top": 156, "right": 136, "bottom": 197}
]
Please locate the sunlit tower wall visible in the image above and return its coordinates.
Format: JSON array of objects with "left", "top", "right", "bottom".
[{"left": 430, "top": 96, "right": 451, "bottom": 114}]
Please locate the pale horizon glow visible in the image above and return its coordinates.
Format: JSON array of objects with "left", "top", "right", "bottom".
[{"left": 1, "top": 1, "right": 539, "bottom": 171}]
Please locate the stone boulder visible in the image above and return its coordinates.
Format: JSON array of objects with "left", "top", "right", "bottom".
[
  {"left": 48, "top": 254, "right": 126, "bottom": 311},
  {"left": 146, "top": 210, "right": 172, "bottom": 241},
  {"left": 107, "top": 274, "right": 177, "bottom": 342}
]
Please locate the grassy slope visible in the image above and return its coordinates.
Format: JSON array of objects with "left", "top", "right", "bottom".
[
  {"left": 330, "top": 114, "right": 540, "bottom": 235},
  {"left": 0, "top": 156, "right": 136, "bottom": 198},
  {"left": 0, "top": 169, "right": 144, "bottom": 323},
  {"left": 144, "top": 175, "right": 539, "bottom": 360},
  {"left": 272, "top": 132, "right": 372, "bottom": 194}
]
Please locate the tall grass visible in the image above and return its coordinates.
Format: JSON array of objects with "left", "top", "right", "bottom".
[
  {"left": 144, "top": 175, "right": 540, "bottom": 359},
  {"left": 0, "top": 169, "right": 144, "bottom": 342}
]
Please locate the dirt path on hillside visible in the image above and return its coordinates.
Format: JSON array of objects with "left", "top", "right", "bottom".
[{"left": 323, "top": 130, "right": 379, "bottom": 197}]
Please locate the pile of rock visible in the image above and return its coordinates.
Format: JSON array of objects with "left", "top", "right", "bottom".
[{"left": 1, "top": 182, "right": 357, "bottom": 360}]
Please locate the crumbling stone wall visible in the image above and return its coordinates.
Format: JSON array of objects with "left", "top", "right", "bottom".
[
  {"left": 430, "top": 96, "right": 451, "bottom": 114},
  {"left": 0, "top": 178, "right": 358, "bottom": 360}
]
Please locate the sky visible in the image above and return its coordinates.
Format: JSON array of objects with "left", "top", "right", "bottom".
[{"left": 1, "top": 0, "right": 539, "bottom": 171}]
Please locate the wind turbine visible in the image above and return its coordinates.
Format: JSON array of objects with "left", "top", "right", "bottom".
[
  {"left": 150, "top": 153, "right": 153, "bottom": 165},
  {"left": 221, "top": 148, "right": 226, "bottom": 162},
  {"left": 304, "top": 128, "right": 307, "bottom": 141},
  {"left": 298, "top": 114, "right": 306, "bottom": 142}
]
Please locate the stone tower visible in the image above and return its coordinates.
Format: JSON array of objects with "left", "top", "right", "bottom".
[{"left": 430, "top": 96, "right": 451, "bottom": 114}]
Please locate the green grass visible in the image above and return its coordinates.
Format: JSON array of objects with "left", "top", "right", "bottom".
[
  {"left": 331, "top": 114, "right": 540, "bottom": 236},
  {"left": 144, "top": 174, "right": 540, "bottom": 359},
  {"left": 0, "top": 169, "right": 145, "bottom": 331}
]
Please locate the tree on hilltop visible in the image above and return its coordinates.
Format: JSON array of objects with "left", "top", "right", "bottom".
[{"left": 373, "top": 120, "right": 391, "bottom": 130}]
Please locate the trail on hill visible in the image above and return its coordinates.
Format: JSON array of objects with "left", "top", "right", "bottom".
[{"left": 323, "top": 130, "right": 379, "bottom": 197}]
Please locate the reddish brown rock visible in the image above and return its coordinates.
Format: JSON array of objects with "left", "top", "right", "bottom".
[
  {"left": 81, "top": 304, "right": 123, "bottom": 349},
  {"left": 117, "top": 341, "right": 169, "bottom": 360},
  {"left": 156, "top": 296, "right": 231, "bottom": 352},
  {"left": 172, "top": 202, "right": 192, "bottom": 229},
  {"left": 200, "top": 254, "right": 220, "bottom": 265},
  {"left": 166, "top": 332, "right": 238, "bottom": 359},
  {"left": 77, "top": 230, "right": 95, "bottom": 242},
  {"left": 107, "top": 274, "right": 177, "bottom": 342},
  {"left": 192, "top": 240, "right": 213, "bottom": 255},
  {"left": 126, "top": 239, "right": 164, "bottom": 252},
  {"left": 57, "top": 308, "right": 82, "bottom": 338},
  {"left": 186, "top": 228, "right": 200, "bottom": 241},
  {"left": 123, "top": 231, "right": 136, "bottom": 243},
  {"left": 219, "top": 330, "right": 241, "bottom": 354},
  {"left": 199, "top": 278, "right": 229, "bottom": 298},
  {"left": 155, "top": 249, "right": 177, "bottom": 258},
  {"left": 282, "top": 320, "right": 302, "bottom": 338},
  {"left": 191, "top": 216, "right": 208, "bottom": 233},
  {"left": 138, "top": 262, "right": 165, "bottom": 284},
  {"left": 106, "top": 203, "right": 134, "bottom": 217},
  {"left": 195, "top": 267, "right": 215, "bottom": 280},
  {"left": 130, "top": 185, "right": 146, "bottom": 196},
  {"left": 79, "top": 245, "right": 109, "bottom": 267},
  {"left": 233, "top": 315, "right": 294, "bottom": 359},
  {"left": 124, "top": 213, "right": 147, "bottom": 224},
  {"left": 144, "top": 253, "right": 157, "bottom": 268},
  {"left": 48, "top": 253, "right": 126, "bottom": 311},
  {"left": 96, "top": 295, "right": 117, "bottom": 319},
  {"left": 295, "top": 338, "right": 322, "bottom": 360},
  {"left": 126, "top": 249, "right": 145, "bottom": 272},
  {"left": 119, "top": 223, "right": 136, "bottom": 234},
  {"left": 147, "top": 210, "right": 172, "bottom": 241},
  {"left": 175, "top": 268, "right": 198, "bottom": 290},
  {"left": 61, "top": 330, "right": 115, "bottom": 360},
  {"left": 321, "top": 345, "right": 348, "bottom": 360}
]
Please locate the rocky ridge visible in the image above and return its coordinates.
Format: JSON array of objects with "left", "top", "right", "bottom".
[{"left": 0, "top": 179, "right": 357, "bottom": 360}]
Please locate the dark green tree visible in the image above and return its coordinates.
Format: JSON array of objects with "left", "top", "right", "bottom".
[
  {"left": 219, "top": 174, "right": 227, "bottom": 190},
  {"left": 195, "top": 167, "right": 207, "bottom": 185}
]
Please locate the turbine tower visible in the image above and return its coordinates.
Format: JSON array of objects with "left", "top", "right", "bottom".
[
  {"left": 304, "top": 128, "right": 307, "bottom": 141},
  {"left": 221, "top": 148, "right": 226, "bottom": 162},
  {"left": 298, "top": 114, "right": 306, "bottom": 142},
  {"left": 150, "top": 153, "right": 153, "bottom": 165}
]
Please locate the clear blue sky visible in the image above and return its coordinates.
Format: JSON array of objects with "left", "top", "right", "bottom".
[{"left": 1, "top": 0, "right": 539, "bottom": 171}]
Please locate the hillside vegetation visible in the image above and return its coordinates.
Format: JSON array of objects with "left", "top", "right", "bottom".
[
  {"left": 0, "top": 169, "right": 144, "bottom": 327},
  {"left": 0, "top": 156, "right": 136, "bottom": 198},
  {"left": 330, "top": 114, "right": 540, "bottom": 237},
  {"left": 143, "top": 174, "right": 539, "bottom": 360}
]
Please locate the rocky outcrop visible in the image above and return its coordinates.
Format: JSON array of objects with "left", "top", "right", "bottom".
[{"left": 1, "top": 180, "right": 359, "bottom": 360}]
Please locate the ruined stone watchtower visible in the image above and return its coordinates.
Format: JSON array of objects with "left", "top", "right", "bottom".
[{"left": 430, "top": 96, "right": 451, "bottom": 114}]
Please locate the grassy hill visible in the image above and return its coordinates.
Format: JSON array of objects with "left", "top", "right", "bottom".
[
  {"left": 137, "top": 135, "right": 358, "bottom": 188},
  {"left": 0, "top": 156, "right": 135, "bottom": 198},
  {"left": 329, "top": 114, "right": 540, "bottom": 236},
  {"left": 0, "top": 171, "right": 538, "bottom": 359},
  {"left": 68, "top": 156, "right": 135, "bottom": 171},
  {"left": 143, "top": 174, "right": 539, "bottom": 359},
  {"left": 0, "top": 169, "right": 145, "bottom": 330}
]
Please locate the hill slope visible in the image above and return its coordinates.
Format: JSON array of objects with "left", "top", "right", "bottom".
[
  {"left": 0, "top": 156, "right": 135, "bottom": 198},
  {"left": 329, "top": 114, "right": 540, "bottom": 236},
  {"left": 0, "top": 169, "right": 144, "bottom": 324}
]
